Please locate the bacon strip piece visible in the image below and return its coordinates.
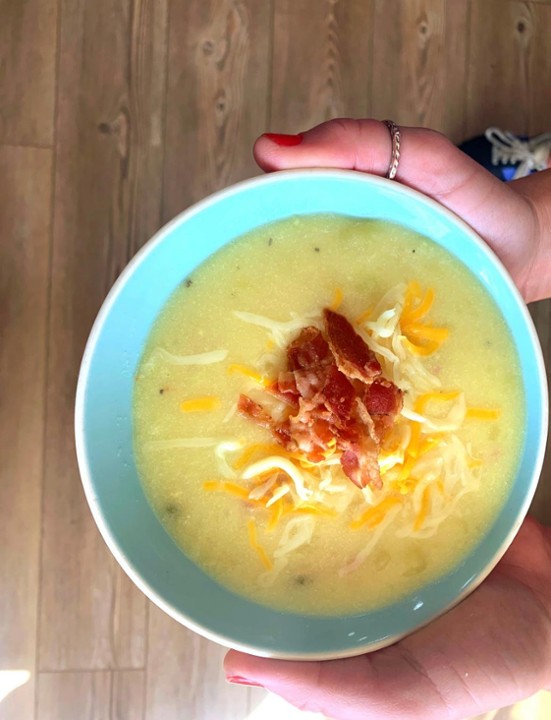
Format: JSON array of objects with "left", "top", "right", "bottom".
[
  {"left": 237, "top": 394, "right": 273, "bottom": 429},
  {"left": 288, "top": 326, "right": 332, "bottom": 370},
  {"left": 324, "top": 309, "right": 381, "bottom": 383},
  {"left": 238, "top": 310, "right": 402, "bottom": 491},
  {"left": 363, "top": 379, "right": 404, "bottom": 442},
  {"left": 318, "top": 365, "right": 356, "bottom": 428},
  {"left": 341, "top": 435, "right": 382, "bottom": 490},
  {"left": 237, "top": 394, "right": 293, "bottom": 449},
  {"left": 293, "top": 368, "right": 327, "bottom": 401},
  {"left": 266, "top": 372, "right": 299, "bottom": 407}
]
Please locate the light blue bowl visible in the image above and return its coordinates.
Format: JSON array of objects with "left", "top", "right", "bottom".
[{"left": 75, "top": 170, "right": 547, "bottom": 660}]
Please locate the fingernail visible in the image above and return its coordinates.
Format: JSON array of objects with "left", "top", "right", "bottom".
[
  {"left": 226, "top": 675, "right": 264, "bottom": 688},
  {"left": 263, "top": 132, "right": 304, "bottom": 147}
]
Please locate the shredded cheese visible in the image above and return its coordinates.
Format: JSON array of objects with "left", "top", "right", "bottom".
[
  {"left": 233, "top": 443, "right": 290, "bottom": 469},
  {"left": 350, "top": 497, "right": 402, "bottom": 530},
  {"left": 265, "top": 483, "right": 290, "bottom": 508},
  {"left": 195, "top": 281, "right": 495, "bottom": 577},
  {"left": 247, "top": 518, "right": 273, "bottom": 570},
  {"left": 203, "top": 481, "right": 250, "bottom": 500},
  {"left": 146, "top": 437, "right": 222, "bottom": 450},
  {"left": 414, "top": 485, "right": 432, "bottom": 531},
  {"left": 214, "top": 440, "right": 243, "bottom": 478},
  {"left": 330, "top": 287, "right": 344, "bottom": 310},
  {"left": 242, "top": 456, "right": 312, "bottom": 501},
  {"left": 227, "top": 363, "right": 269, "bottom": 386},
  {"left": 149, "top": 348, "right": 228, "bottom": 365},
  {"left": 465, "top": 407, "right": 501, "bottom": 420},
  {"left": 180, "top": 396, "right": 221, "bottom": 412},
  {"left": 355, "top": 307, "right": 372, "bottom": 325}
]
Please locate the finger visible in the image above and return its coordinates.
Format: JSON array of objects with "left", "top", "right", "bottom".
[
  {"left": 256, "top": 119, "right": 492, "bottom": 199},
  {"left": 225, "top": 571, "right": 551, "bottom": 719},
  {"left": 254, "top": 119, "right": 537, "bottom": 298},
  {"left": 496, "top": 515, "right": 551, "bottom": 602},
  {"left": 225, "top": 647, "right": 450, "bottom": 719}
]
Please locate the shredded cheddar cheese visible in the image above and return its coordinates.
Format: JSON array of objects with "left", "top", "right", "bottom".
[
  {"left": 355, "top": 307, "right": 373, "bottom": 325},
  {"left": 414, "top": 485, "right": 432, "bottom": 531},
  {"left": 330, "top": 287, "right": 344, "bottom": 310},
  {"left": 350, "top": 497, "right": 402, "bottom": 530},
  {"left": 180, "top": 396, "right": 221, "bottom": 412},
  {"left": 195, "top": 281, "right": 493, "bottom": 577},
  {"left": 247, "top": 518, "right": 273, "bottom": 570},
  {"left": 203, "top": 480, "right": 250, "bottom": 500},
  {"left": 465, "top": 407, "right": 501, "bottom": 421},
  {"left": 415, "top": 391, "right": 461, "bottom": 414},
  {"left": 227, "top": 363, "right": 269, "bottom": 386}
]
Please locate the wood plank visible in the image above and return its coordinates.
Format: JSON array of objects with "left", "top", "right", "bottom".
[
  {"left": 466, "top": 0, "right": 551, "bottom": 137},
  {"left": 467, "top": 0, "right": 551, "bottom": 527},
  {"left": 144, "top": 603, "right": 257, "bottom": 720},
  {"left": 36, "top": 672, "right": 111, "bottom": 720},
  {"left": 0, "top": 146, "right": 52, "bottom": 720},
  {"left": 162, "top": 0, "right": 272, "bottom": 220},
  {"left": 112, "top": 670, "right": 145, "bottom": 720},
  {"left": 529, "top": 300, "right": 551, "bottom": 526},
  {"left": 150, "top": 5, "right": 273, "bottom": 715},
  {"left": 372, "top": 0, "right": 469, "bottom": 142},
  {"left": 270, "top": 0, "right": 373, "bottom": 132},
  {"left": 524, "top": 3, "right": 551, "bottom": 136},
  {"left": 38, "top": 0, "right": 169, "bottom": 670},
  {"left": 0, "top": 0, "right": 58, "bottom": 146}
]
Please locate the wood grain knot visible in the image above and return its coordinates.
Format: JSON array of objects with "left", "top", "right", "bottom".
[{"left": 202, "top": 40, "right": 215, "bottom": 55}]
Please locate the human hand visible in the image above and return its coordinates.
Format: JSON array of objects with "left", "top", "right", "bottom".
[
  {"left": 223, "top": 120, "right": 551, "bottom": 719},
  {"left": 225, "top": 518, "right": 551, "bottom": 720},
  {"left": 252, "top": 119, "right": 551, "bottom": 304}
]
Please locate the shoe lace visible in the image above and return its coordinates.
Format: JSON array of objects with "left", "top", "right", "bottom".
[{"left": 485, "top": 127, "right": 551, "bottom": 179}]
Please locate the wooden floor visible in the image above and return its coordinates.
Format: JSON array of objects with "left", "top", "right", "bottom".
[{"left": 1, "top": 1, "right": 550, "bottom": 718}]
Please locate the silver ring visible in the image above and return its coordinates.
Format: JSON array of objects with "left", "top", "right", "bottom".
[{"left": 382, "top": 120, "right": 401, "bottom": 180}]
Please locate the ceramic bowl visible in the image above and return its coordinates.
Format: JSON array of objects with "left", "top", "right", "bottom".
[{"left": 75, "top": 170, "right": 547, "bottom": 660}]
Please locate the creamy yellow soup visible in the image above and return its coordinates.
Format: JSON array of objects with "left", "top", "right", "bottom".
[{"left": 133, "top": 215, "right": 524, "bottom": 615}]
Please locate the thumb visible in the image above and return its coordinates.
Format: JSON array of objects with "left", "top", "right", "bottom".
[
  {"left": 223, "top": 583, "right": 541, "bottom": 720},
  {"left": 254, "top": 119, "right": 537, "bottom": 298},
  {"left": 224, "top": 646, "right": 452, "bottom": 719},
  {"left": 224, "top": 538, "right": 551, "bottom": 720}
]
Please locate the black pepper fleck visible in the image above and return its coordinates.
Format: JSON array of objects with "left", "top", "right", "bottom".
[
  {"left": 159, "top": 388, "right": 165, "bottom": 395},
  {"left": 412, "top": 249, "right": 416, "bottom": 253},
  {"left": 185, "top": 278, "right": 193, "bottom": 287},
  {"left": 314, "top": 247, "right": 320, "bottom": 253},
  {"left": 268, "top": 237, "right": 273, "bottom": 246},
  {"left": 294, "top": 574, "right": 313, "bottom": 586},
  {"left": 164, "top": 503, "right": 179, "bottom": 516}
]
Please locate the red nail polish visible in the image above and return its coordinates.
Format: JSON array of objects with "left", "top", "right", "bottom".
[
  {"left": 226, "top": 675, "right": 264, "bottom": 688},
  {"left": 264, "top": 132, "right": 304, "bottom": 147}
]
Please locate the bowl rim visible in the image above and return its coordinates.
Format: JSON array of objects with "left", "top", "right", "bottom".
[{"left": 75, "top": 168, "right": 548, "bottom": 660}]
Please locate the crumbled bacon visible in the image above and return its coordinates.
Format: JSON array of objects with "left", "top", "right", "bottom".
[
  {"left": 238, "top": 309, "right": 403, "bottom": 490},
  {"left": 341, "top": 435, "right": 382, "bottom": 490},
  {"left": 324, "top": 309, "right": 381, "bottom": 383},
  {"left": 287, "top": 327, "right": 332, "bottom": 370},
  {"left": 364, "top": 379, "right": 404, "bottom": 443},
  {"left": 266, "top": 372, "right": 299, "bottom": 407},
  {"left": 237, "top": 394, "right": 293, "bottom": 448},
  {"left": 319, "top": 364, "right": 356, "bottom": 428},
  {"left": 237, "top": 394, "right": 273, "bottom": 429}
]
